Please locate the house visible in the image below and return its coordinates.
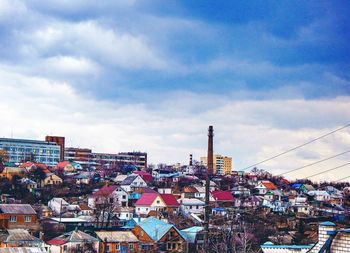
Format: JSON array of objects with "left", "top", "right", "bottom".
[
  {"left": 96, "top": 231, "right": 139, "bottom": 253},
  {"left": 78, "top": 204, "right": 94, "bottom": 217},
  {"left": 88, "top": 185, "right": 128, "bottom": 209},
  {"left": 43, "top": 174, "right": 62, "bottom": 186},
  {"left": 120, "top": 175, "right": 147, "bottom": 192},
  {"left": 20, "top": 178, "right": 37, "bottom": 192},
  {"left": 307, "top": 221, "right": 350, "bottom": 253},
  {"left": 116, "top": 207, "right": 134, "bottom": 221},
  {"left": 160, "top": 194, "right": 180, "bottom": 214},
  {"left": 134, "top": 193, "right": 166, "bottom": 216},
  {"left": 0, "top": 248, "right": 47, "bottom": 253},
  {"left": 0, "top": 204, "right": 38, "bottom": 230},
  {"left": 255, "top": 181, "right": 278, "bottom": 195},
  {"left": 133, "top": 171, "right": 153, "bottom": 184},
  {"left": 132, "top": 217, "right": 188, "bottom": 252},
  {"left": 47, "top": 229, "right": 99, "bottom": 253},
  {"left": 260, "top": 241, "right": 311, "bottom": 253},
  {"left": 211, "top": 191, "right": 236, "bottom": 207},
  {"left": 0, "top": 229, "right": 44, "bottom": 248},
  {"left": 241, "top": 195, "right": 262, "bottom": 208},
  {"left": 0, "top": 167, "right": 27, "bottom": 180},
  {"left": 180, "top": 198, "right": 205, "bottom": 215},
  {"left": 181, "top": 226, "right": 204, "bottom": 252},
  {"left": 55, "top": 161, "right": 75, "bottom": 173},
  {"left": 307, "top": 190, "right": 331, "bottom": 202},
  {"left": 181, "top": 186, "right": 198, "bottom": 199},
  {"left": 48, "top": 198, "right": 69, "bottom": 215}
]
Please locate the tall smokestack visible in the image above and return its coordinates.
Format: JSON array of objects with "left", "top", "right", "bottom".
[
  {"left": 207, "top": 126, "right": 214, "bottom": 175},
  {"left": 189, "top": 154, "right": 193, "bottom": 166},
  {"left": 204, "top": 125, "right": 213, "bottom": 251}
]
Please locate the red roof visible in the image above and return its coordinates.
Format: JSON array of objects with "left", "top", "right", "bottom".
[
  {"left": 160, "top": 194, "right": 179, "bottom": 207},
  {"left": 56, "top": 161, "right": 71, "bottom": 169},
  {"left": 135, "top": 193, "right": 159, "bottom": 206},
  {"left": 280, "top": 178, "right": 290, "bottom": 185},
  {"left": 47, "top": 239, "right": 66, "bottom": 245},
  {"left": 261, "top": 181, "right": 278, "bottom": 190},
  {"left": 93, "top": 185, "right": 118, "bottom": 197},
  {"left": 211, "top": 191, "right": 234, "bottom": 202},
  {"left": 133, "top": 171, "right": 153, "bottom": 183}
]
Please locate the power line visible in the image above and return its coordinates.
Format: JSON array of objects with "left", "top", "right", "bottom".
[
  {"left": 301, "top": 162, "right": 350, "bottom": 180},
  {"left": 335, "top": 175, "right": 350, "bottom": 182},
  {"left": 241, "top": 123, "right": 350, "bottom": 171},
  {"left": 276, "top": 150, "right": 350, "bottom": 177}
]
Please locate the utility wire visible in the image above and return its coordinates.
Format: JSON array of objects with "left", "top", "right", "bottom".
[
  {"left": 241, "top": 123, "right": 350, "bottom": 171},
  {"left": 276, "top": 150, "right": 350, "bottom": 177},
  {"left": 301, "top": 162, "right": 350, "bottom": 180},
  {"left": 335, "top": 175, "right": 350, "bottom": 182}
]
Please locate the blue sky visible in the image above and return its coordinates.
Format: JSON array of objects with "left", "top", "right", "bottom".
[{"left": 0, "top": 0, "right": 350, "bottom": 180}]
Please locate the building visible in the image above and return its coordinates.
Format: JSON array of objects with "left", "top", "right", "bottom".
[
  {"left": 96, "top": 231, "right": 139, "bottom": 253},
  {"left": 64, "top": 147, "right": 147, "bottom": 169},
  {"left": 200, "top": 155, "right": 232, "bottom": 175},
  {"left": 0, "top": 204, "right": 38, "bottom": 230},
  {"left": 0, "top": 138, "right": 60, "bottom": 166},
  {"left": 45, "top": 136, "right": 65, "bottom": 161},
  {"left": 47, "top": 230, "right": 99, "bottom": 253}
]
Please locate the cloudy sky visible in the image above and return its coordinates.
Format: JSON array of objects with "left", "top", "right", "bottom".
[{"left": 1, "top": 0, "right": 350, "bottom": 180}]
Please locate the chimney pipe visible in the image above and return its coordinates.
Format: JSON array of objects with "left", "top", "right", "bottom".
[
  {"left": 189, "top": 154, "right": 193, "bottom": 166},
  {"left": 207, "top": 126, "right": 214, "bottom": 175}
]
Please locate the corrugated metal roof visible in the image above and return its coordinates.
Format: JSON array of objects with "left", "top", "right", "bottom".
[
  {"left": 95, "top": 231, "right": 138, "bottom": 242},
  {"left": 0, "top": 204, "right": 36, "bottom": 215}
]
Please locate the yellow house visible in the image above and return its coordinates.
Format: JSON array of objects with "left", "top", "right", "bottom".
[
  {"left": 43, "top": 174, "right": 63, "bottom": 186},
  {"left": 0, "top": 167, "right": 27, "bottom": 180}
]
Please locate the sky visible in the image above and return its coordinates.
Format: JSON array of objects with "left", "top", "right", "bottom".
[{"left": 0, "top": 0, "right": 350, "bottom": 181}]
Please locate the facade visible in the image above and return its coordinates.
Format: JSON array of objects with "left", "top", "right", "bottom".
[
  {"left": 64, "top": 147, "right": 147, "bottom": 169},
  {"left": 96, "top": 231, "right": 139, "bottom": 253},
  {"left": 200, "top": 155, "right": 232, "bottom": 175},
  {"left": 0, "top": 138, "right": 60, "bottom": 166},
  {"left": 0, "top": 204, "right": 38, "bottom": 230},
  {"left": 45, "top": 136, "right": 65, "bottom": 161}
]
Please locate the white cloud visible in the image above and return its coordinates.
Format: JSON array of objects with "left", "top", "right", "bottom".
[
  {"left": 19, "top": 20, "right": 169, "bottom": 70},
  {"left": 1, "top": 66, "right": 350, "bottom": 182}
]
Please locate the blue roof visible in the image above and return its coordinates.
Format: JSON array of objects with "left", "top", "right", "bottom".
[
  {"left": 261, "top": 244, "right": 312, "bottom": 249},
  {"left": 139, "top": 217, "right": 186, "bottom": 242},
  {"left": 181, "top": 226, "right": 204, "bottom": 243},
  {"left": 320, "top": 221, "right": 336, "bottom": 226}
]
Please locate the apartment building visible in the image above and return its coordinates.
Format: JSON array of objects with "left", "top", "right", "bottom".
[
  {"left": 200, "top": 155, "right": 232, "bottom": 175},
  {"left": 0, "top": 138, "right": 60, "bottom": 166}
]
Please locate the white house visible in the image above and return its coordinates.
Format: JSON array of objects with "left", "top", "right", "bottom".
[
  {"left": 120, "top": 175, "right": 147, "bottom": 192},
  {"left": 180, "top": 198, "right": 205, "bottom": 215},
  {"left": 308, "top": 190, "right": 331, "bottom": 202},
  {"left": 48, "top": 198, "right": 69, "bottom": 215}
]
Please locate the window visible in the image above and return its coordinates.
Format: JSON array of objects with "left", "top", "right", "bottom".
[
  {"left": 105, "top": 245, "right": 110, "bottom": 252},
  {"left": 24, "top": 216, "right": 32, "bottom": 222},
  {"left": 115, "top": 243, "right": 120, "bottom": 250},
  {"left": 9, "top": 216, "right": 17, "bottom": 222},
  {"left": 63, "top": 245, "right": 68, "bottom": 251},
  {"left": 122, "top": 195, "right": 126, "bottom": 199},
  {"left": 156, "top": 200, "right": 160, "bottom": 204},
  {"left": 129, "top": 243, "right": 134, "bottom": 249}
]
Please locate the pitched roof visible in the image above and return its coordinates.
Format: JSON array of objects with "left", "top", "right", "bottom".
[
  {"left": 47, "top": 230, "right": 98, "bottom": 245},
  {"left": 93, "top": 185, "right": 118, "bottom": 197},
  {"left": 138, "top": 217, "right": 186, "bottom": 242},
  {"left": 121, "top": 175, "right": 138, "bottom": 185},
  {"left": 4, "top": 229, "right": 42, "bottom": 243},
  {"left": 160, "top": 194, "right": 179, "bottom": 207},
  {"left": 95, "top": 231, "right": 138, "bottom": 242},
  {"left": 135, "top": 193, "right": 158, "bottom": 206},
  {"left": 133, "top": 171, "right": 153, "bottom": 183},
  {"left": 211, "top": 191, "right": 234, "bottom": 202},
  {"left": 261, "top": 181, "right": 278, "bottom": 190},
  {"left": 0, "top": 204, "right": 36, "bottom": 215},
  {"left": 183, "top": 186, "right": 198, "bottom": 193}
]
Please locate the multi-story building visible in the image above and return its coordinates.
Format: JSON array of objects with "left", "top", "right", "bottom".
[
  {"left": 0, "top": 138, "right": 60, "bottom": 166},
  {"left": 200, "top": 155, "right": 233, "bottom": 175},
  {"left": 64, "top": 147, "right": 147, "bottom": 169},
  {"left": 45, "top": 136, "right": 65, "bottom": 161}
]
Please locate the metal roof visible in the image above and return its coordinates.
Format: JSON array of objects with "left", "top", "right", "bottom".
[
  {"left": 95, "top": 231, "right": 138, "bottom": 242},
  {"left": 0, "top": 204, "right": 36, "bottom": 215}
]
